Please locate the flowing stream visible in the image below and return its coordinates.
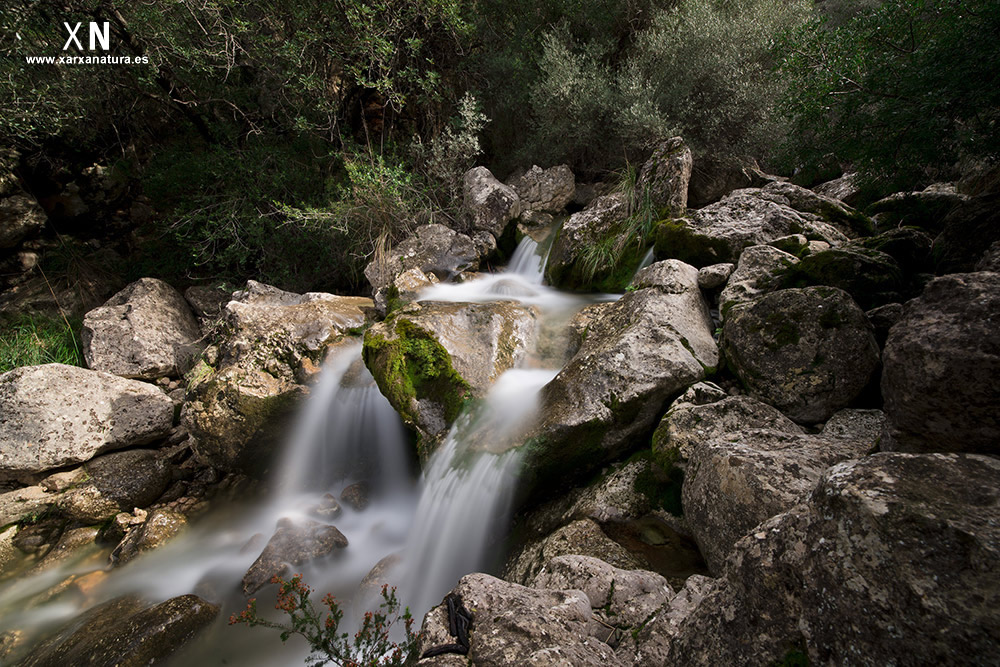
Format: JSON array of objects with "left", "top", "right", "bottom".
[{"left": 0, "top": 233, "right": 610, "bottom": 664}]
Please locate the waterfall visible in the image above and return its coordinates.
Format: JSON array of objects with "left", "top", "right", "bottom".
[{"left": 506, "top": 236, "right": 548, "bottom": 284}]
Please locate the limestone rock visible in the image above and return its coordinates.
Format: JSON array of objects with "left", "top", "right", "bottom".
[
  {"left": 508, "top": 165, "right": 575, "bottom": 214},
  {"left": 854, "top": 226, "right": 934, "bottom": 276},
  {"left": 527, "top": 261, "right": 717, "bottom": 489},
  {"left": 57, "top": 449, "right": 174, "bottom": 522},
  {"left": 652, "top": 395, "right": 803, "bottom": 468},
  {"left": 636, "top": 137, "right": 692, "bottom": 214},
  {"left": 931, "top": 193, "right": 1000, "bottom": 274},
  {"left": 364, "top": 223, "right": 479, "bottom": 293},
  {"left": 864, "top": 302, "right": 904, "bottom": 347},
  {"left": 113, "top": 509, "right": 187, "bottom": 566},
  {"left": 626, "top": 574, "right": 715, "bottom": 666},
  {"left": 183, "top": 284, "right": 231, "bottom": 320},
  {"left": 462, "top": 166, "right": 520, "bottom": 238},
  {"left": 760, "top": 180, "right": 871, "bottom": 237},
  {"left": 546, "top": 191, "right": 630, "bottom": 288},
  {"left": 0, "top": 486, "right": 54, "bottom": 527},
  {"left": 696, "top": 263, "right": 734, "bottom": 290},
  {"left": 0, "top": 364, "right": 173, "bottom": 479},
  {"left": 867, "top": 188, "right": 969, "bottom": 234},
  {"left": 686, "top": 155, "right": 771, "bottom": 208},
  {"left": 779, "top": 246, "right": 904, "bottom": 310},
  {"left": 82, "top": 278, "right": 202, "bottom": 379},
  {"left": 719, "top": 245, "right": 798, "bottom": 317},
  {"left": 820, "top": 408, "right": 886, "bottom": 449},
  {"left": 242, "top": 518, "right": 349, "bottom": 595},
  {"left": 373, "top": 267, "right": 438, "bottom": 316},
  {"left": 881, "top": 272, "right": 1000, "bottom": 454},
  {"left": 340, "top": 482, "right": 370, "bottom": 511},
  {"left": 813, "top": 172, "right": 862, "bottom": 207},
  {"left": 682, "top": 428, "right": 870, "bottom": 573},
  {"left": 722, "top": 287, "right": 879, "bottom": 424}
]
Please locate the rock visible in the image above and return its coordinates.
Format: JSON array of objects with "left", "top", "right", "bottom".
[
  {"left": 652, "top": 395, "right": 803, "bottom": 469},
  {"left": 820, "top": 408, "right": 886, "bottom": 449},
  {"left": 779, "top": 246, "right": 904, "bottom": 310},
  {"left": 666, "top": 453, "right": 1000, "bottom": 665},
  {"left": 682, "top": 428, "right": 870, "bottom": 573},
  {"left": 363, "top": 301, "right": 537, "bottom": 447},
  {"left": 881, "top": 272, "right": 1000, "bottom": 454},
  {"left": 0, "top": 486, "right": 54, "bottom": 527},
  {"left": 722, "top": 287, "right": 880, "bottom": 424},
  {"left": 0, "top": 364, "right": 174, "bottom": 480},
  {"left": 373, "top": 267, "right": 439, "bottom": 316},
  {"left": 508, "top": 165, "right": 575, "bottom": 214},
  {"left": 686, "top": 155, "right": 772, "bottom": 208},
  {"left": 719, "top": 245, "right": 798, "bottom": 317},
  {"left": 312, "top": 493, "right": 342, "bottom": 519},
  {"left": 564, "top": 302, "right": 614, "bottom": 359},
  {"left": 655, "top": 187, "right": 848, "bottom": 268},
  {"left": 82, "top": 278, "right": 202, "bottom": 380},
  {"left": 462, "top": 167, "right": 521, "bottom": 237},
  {"left": 976, "top": 240, "right": 1000, "bottom": 272},
  {"left": 470, "top": 230, "right": 498, "bottom": 259},
  {"left": 364, "top": 223, "right": 479, "bottom": 293},
  {"left": 183, "top": 284, "right": 231, "bottom": 320},
  {"left": 17, "top": 594, "right": 219, "bottom": 667},
  {"left": 760, "top": 181, "right": 871, "bottom": 237},
  {"left": 813, "top": 172, "right": 862, "bottom": 207},
  {"left": 627, "top": 574, "right": 715, "bottom": 665},
  {"left": 696, "top": 263, "right": 734, "bottom": 290},
  {"left": 768, "top": 233, "right": 810, "bottom": 256},
  {"left": 931, "top": 193, "right": 1000, "bottom": 274},
  {"left": 867, "top": 188, "right": 969, "bottom": 234},
  {"left": 340, "top": 482, "right": 370, "bottom": 511},
  {"left": 527, "top": 261, "right": 717, "bottom": 490},
  {"left": 854, "top": 226, "right": 934, "bottom": 276},
  {"left": 505, "top": 518, "right": 644, "bottom": 586},
  {"left": 865, "top": 302, "right": 904, "bottom": 347},
  {"left": 636, "top": 137, "right": 693, "bottom": 214},
  {"left": 533, "top": 555, "right": 674, "bottom": 628},
  {"left": 545, "top": 192, "right": 630, "bottom": 288},
  {"left": 242, "top": 518, "right": 349, "bottom": 595},
  {"left": 416, "top": 572, "right": 624, "bottom": 666},
  {"left": 86, "top": 449, "right": 172, "bottom": 509},
  {"left": 113, "top": 509, "right": 187, "bottom": 566},
  {"left": 0, "top": 192, "right": 46, "bottom": 249}
]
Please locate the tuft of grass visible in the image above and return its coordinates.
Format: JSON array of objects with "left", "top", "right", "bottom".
[{"left": 0, "top": 315, "right": 83, "bottom": 373}]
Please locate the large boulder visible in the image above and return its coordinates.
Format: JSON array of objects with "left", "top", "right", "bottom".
[
  {"left": 931, "top": 193, "right": 1000, "bottom": 274},
  {"left": 881, "top": 272, "right": 1000, "bottom": 455},
  {"left": 55, "top": 449, "right": 172, "bottom": 523},
  {"left": 759, "top": 181, "right": 871, "bottom": 237},
  {"left": 812, "top": 172, "right": 862, "bottom": 207},
  {"left": 635, "top": 137, "right": 693, "bottom": 215},
  {"left": 525, "top": 261, "right": 717, "bottom": 491},
  {"left": 242, "top": 517, "right": 349, "bottom": 595},
  {"left": 665, "top": 453, "right": 1000, "bottom": 665},
  {"left": 867, "top": 187, "right": 969, "bottom": 234},
  {"left": 655, "top": 187, "right": 848, "bottom": 268},
  {"left": 682, "top": 428, "right": 870, "bottom": 573},
  {"left": 722, "top": 287, "right": 880, "bottom": 424},
  {"left": 462, "top": 166, "right": 521, "bottom": 238},
  {"left": 0, "top": 364, "right": 173, "bottom": 480},
  {"left": 363, "top": 301, "right": 537, "bottom": 450},
  {"left": 545, "top": 191, "right": 631, "bottom": 288},
  {"left": 415, "top": 572, "right": 624, "bottom": 667},
  {"left": 854, "top": 226, "right": 934, "bottom": 277},
  {"left": 82, "top": 278, "right": 202, "bottom": 380},
  {"left": 112, "top": 509, "right": 187, "bottom": 565},
  {"left": 508, "top": 165, "right": 575, "bottom": 214},
  {"left": 364, "top": 223, "right": 479, "bottom": 293},
  {"left": 718, "top": 245, "right": 799, "bottom": 317},
  {"left": 686, "top": 155, "right": 772, "bottom": 208},
  {"left": 779, "top": 246, "right": 904, "bottom": 310}
]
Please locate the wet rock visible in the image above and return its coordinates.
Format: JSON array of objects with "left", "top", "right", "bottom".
[
  {"left": 363, "top": 300, "right": 537, "bottom": 447},
  {"left": 0, "top": 364, "right": 173, "bottom": 479},
  {"left": 242, "top": 518, "right": 349, "bottom": 595},
  {"left": 416, "top": 572, "right": 624, "bottom": 667},
  {"left": 655, "top": 187, "right": 847, "bottom": 267},
  {"left": 0, "top": 525, "right": 19, "bottom": 575},
  {"left": 312, "top": 493, "right": 342, "bottom": 519},
  {"left": 29, "top": 526, "right": 100, "bottom": 573},
  {"left": 55, "top": 485, "right": 121, "bottom": 524},
  {"left": 779, "top": 246, "right": 904, "bottom": 310},
  {"left": 696, "top": 263, "right": 734, "bottom": 290},
  {"left": 17, "top": 594, "right": 219, "bottom": 667},
  {"left": 652, "top": 395, "right": 803, "bottom": 469},
  {"left": 113, "top": 509, "right": 187, "bottom": 566},
  {"left": 682, "top": 428, "right": 870, "bottom": 573},
  {"left": 0, "top": 485, "right": 54, "bottom": 526},
  {"left": 545, "top": 191, "right": 630, "bottom": 288},
  {"left": 504, "top": 518, "right": 644, "bottom": 586},
  {"left": 881, "top": 271, "right": 1000, "bottom": 455},
  {"left": 340, "top": 482, "right": 370, "bottom": 511},
  {"left": 373, "top": 267, "right": 439, "bottom": 316},
  {"left": 931, "top": 193, "right": 1000, "bottom": 274},
  {"left": 722, "top": 287, "right": 880, "bottom": 424},
  {"left": 719, "top": 245, "right": 798, "bottom": 317},
  {"left": 527, "top": 261, "right": 717, "bottom": 490},
  {"left": 364, "top": 224, "right": 479, "bottom": 293},
  {"left": 666, "top": 453, "right": 1000, "bottom": 665},
  {"left": 508, "top": 164, "right": 575, "bottom": 214},
  {"left": 463, "top": 166, "right": 521, "bottom": 237},
  {"left": 636, "top": 137, "right": 693, "bottom": 214},
  {"left": 82, "top": 278, "right": 202, "bottom": 380}
]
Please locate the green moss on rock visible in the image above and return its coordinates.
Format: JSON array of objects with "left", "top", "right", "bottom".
[{"left": 654, "top": 219, "right": 730, "bottom": 267}]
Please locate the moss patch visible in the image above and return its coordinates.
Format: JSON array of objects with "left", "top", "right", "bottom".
[{"left": 654, "top": 219, "right": 730, "bottom": 267}]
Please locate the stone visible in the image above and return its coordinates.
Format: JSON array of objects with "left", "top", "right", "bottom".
[
  {"left": 86, "top": 449, "right": 172, "bottom": 509},
  {"left": 564, "top": 302, "right": 614, "bottom": 360},
  {"left": 183, "top": 284, "right": 232, "bottom": 319},
  {"left": 635, "top": 137, "right": 693, "bottom": 214},
  {"left": 505, "top": 518, "right": 644, "bottom": 586},
  {"left": 975, "top": 240, "right": 1000, "bottom": 272},
  {"left": 626, "top": 574, "right": 715, "bottom": 666},
  {"left": 821, "top": 408, "right": 886, "bottom": 449},
  {"left": 0, "top": 364, "right": 174, "bottom": 479},
  {"left": 813, "top": 172, "right": 862, "bottom": 207},
  {"left": 695, "top": 263, "right": 734, "bottom": 290},
  {"left": 364, "top": 223, "right": 479, "bottom": 292},
  {"left": 16, "top": 594, "right": 218, "bottom": 667},
  {"left": 666, "top": 453, "right": 1000, "bottom": 665},
  {"left": 854, "top": 226, "right": 934, "bottom": 276},
  {"left": 768, "top": 233, "right": 810, "bottom": 256},
  {"left": 363, "top": 300, "right": 537, "bottom": 446},
  {"left": 867, "top": 188, "right": 969, "bottom": 234},
  {"left": 82, "top": 278, "right": 202, "bottom": 379},
  {"left": 931, "top": 193, "right": 1000, "bottom": 273},
  {"left": 652, "top": 395, "right": 803, "bottom": 468},
  {"left": 416, "top": 573, "right": 624, "bottom": 666},
  {"left": 55, "top": 485, "right": 121, "bottom": 524},
  {"left": 760, "top": 180, "right": 871, "bottom": 237},
  {"left": 881, "top": 272, "right": 1000, "bottom": 454},
  {"left": 655, "top": 187, "right": 848, "bottom": 268},
  {"left": 545, "top": 192, "right": 630, "bottom": 288},
  {"left": 340, "top": 482, "right": 370, "bottom": 511},
  {"left": 462, "top": 166, "right": 521, "bottom": 237},
  {"left": 719, "top": 245, "right": 798, "bottom": 317},
  {"left": 0, "top": 486, "right": 53, "bottom": 527},
  {"left": 779, "top": 246, "right": 904, "bottom": 310},
  {"left": 112, "top": 509, "right": 187, "bottom": 566},
  {"left": 242, "top": 518, "right": 349, "bottom": 595},
  {"left": 864, "top": 302, "right": 904, "bottom": 347},
  {"left": 508, "top": 164, "right": 575, "bottom": 213},
  {"left": 373, "top": 267, "right": 438, "bottom": 316},
  {"left": 686, "top": 155, "right": 772, "bottom": 208},
  {"left": 526, "top": 261, "right": 717, "bottom": 490},
  {"left": 682, "top": 428, "right": 870, "bottom": 573},
  {"left": 722, "top": 287, "right": 880, "bottom": 424}
]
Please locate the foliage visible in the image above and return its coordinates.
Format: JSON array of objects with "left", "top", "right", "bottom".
[
  {"left": 0, "top": 314, "right": 83, "bottom": 373},
  {"left": 778, "top": 0, "right": 1000, "bottom": 195},
  {"left": 230, "top": 574, "right": 420, "bottom": 667},
  {"left": 416, "top": 92, "right": 490, "bottom": 205}
]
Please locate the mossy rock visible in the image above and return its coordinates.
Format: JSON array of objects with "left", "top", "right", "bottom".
[
  {"left": 654, "top": 218, "right": 732, "bottom": 267},
  {"left": 779, "top": 247, "right": 904, "bottom": 311}
]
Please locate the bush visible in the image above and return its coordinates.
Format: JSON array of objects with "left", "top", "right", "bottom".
[{"left": 0, "top": 314, "right": 82, "bottom": 373}]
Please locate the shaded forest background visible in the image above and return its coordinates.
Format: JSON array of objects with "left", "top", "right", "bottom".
[{"left": 1, "top": 0, "right": 997, "bottom": 294}]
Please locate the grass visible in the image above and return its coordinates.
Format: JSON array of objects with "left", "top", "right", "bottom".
[{"left": 0, "top": 314, "right": 83, "bottom": 373}]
